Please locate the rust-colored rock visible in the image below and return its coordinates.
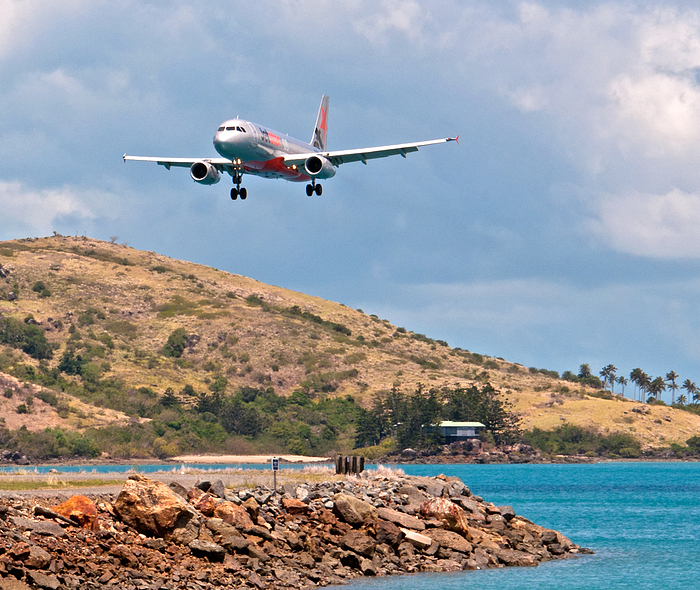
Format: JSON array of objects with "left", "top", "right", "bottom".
[
  {"left": 242, "top": 496, "right": 261, "bottom": 519},
  {"left": 114, "top": 474, "right": 196, "bottom": 537},
  {"left": 213, "top": 500, "right": 254, "bottom": 529},
  {"left": 191, "top": 492, "right": 217, "bottom": 516},
  {"left": 282, "top": 498, "right": 308, "bottom": 515},
  {"left": 53, "top": 495, "right": 99, "bottom": 530},
  {"left": 419, "top": 497, "right": 470, "bottom": 534}
]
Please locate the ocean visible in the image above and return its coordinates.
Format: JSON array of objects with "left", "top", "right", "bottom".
[{"left": 336, "top": 462, "right": 700, "bottom": 590}]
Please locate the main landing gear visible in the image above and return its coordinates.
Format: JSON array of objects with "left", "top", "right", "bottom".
[{"left": 306, "top": 180, "right": 322, "bottom": 197}]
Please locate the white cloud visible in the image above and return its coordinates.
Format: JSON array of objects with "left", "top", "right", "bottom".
[
  {"left": 0, "top": 181, "right": 106, "bottom": 235},
  {"left": 591, "top": 188, "right": 700, "bottom": 258},
  {"left": 0, "top": 0, "right": 91, "bottom": 59}
]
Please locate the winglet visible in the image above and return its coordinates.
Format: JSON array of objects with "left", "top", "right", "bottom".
[
  {"left": 123, "top": 153, "right": 127, "bottom": 162},
  {"left": 455, "top": 135, "right": 459, "bottom": 145}
]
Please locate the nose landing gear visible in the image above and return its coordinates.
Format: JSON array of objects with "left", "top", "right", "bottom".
[{"left": 230, "top": 161, "right": 247, "bottom": 200}]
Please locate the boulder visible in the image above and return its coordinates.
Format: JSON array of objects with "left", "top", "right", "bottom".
[
  {"left": 242, "top": 496, "right": 260, "bottom": 519},
  {"left": 495, "top": 548, "right": 539, "bottom": 567},
  {"left": 419, "top": 497, "right": 470, "bottom": 534},
  {"left": 499, "top": 505, "right": 516, "bottom": 521},
  {"left": 205, "top": 518, "right": 250, "bottom": 551},
  {"left": 191, "top": 492, "right": 217, "bottom": 516},
  {"left": 189, "top": 539, "right": 226, "bottom": 561},
  {"left": 168, "top": 481, "right": 189, "bottom": 498},
  {"left": 52, "top": 495, "right": 99, "bottom": 530},
  {"left": 333, "top": 493, "right": 377, "bottom": 525},
  {"left": 213, "top": 501, "right": 254, "bottom": 529},
  {"left": 376, "top": 519, "right": 403, "bottom": 546},
  {"left": 399, "top": 528, "right": 433, "bottom": 550},
  {"left": 424, "top": 528, "right": 473, "bottom": 554},
  {"left": 114, "top": 474, "right": 196, "bottom": 537},
  {"left": 342, "top": 530, "right": 376, "bottom": 557},
  {"left": 396, "top": 484, "right": 428, "bottom": 507},
  {"left": 282, "top": 497, "right": 308, "bottom": 515},
  {"left": 376, "top": 507, "right": 425, "bottom": 531},
  {"left": 26, "top": 571, "right": 61, "bottom": 590},
  {"left": 10, "top": 516, "right": 66, "bottom": 538},
  {"left": 10, "top": 542, "right": 51, "bottom": 569}
]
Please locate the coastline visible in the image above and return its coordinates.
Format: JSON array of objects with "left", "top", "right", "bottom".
[{"left": 0, "top": 469, "right": 591, "bottom": 589}]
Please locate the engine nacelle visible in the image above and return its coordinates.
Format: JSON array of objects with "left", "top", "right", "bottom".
[
  {"left": 190, "top": 161, "right": 221, "bottom": 185},
  {"left": 303, "top": 155, "right": 336, "bottom": 179}
]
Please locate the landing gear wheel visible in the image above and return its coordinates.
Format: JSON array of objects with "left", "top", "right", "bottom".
[
  {"left": 240, "top": 187, "right": 247, "bottom": 200},
  {"left": 315, "top": 184, "right": 323, "bottom": 196},
  {"left": 306, "top": 184, "right": 314, "bottom": 197},
  {"left": 230, "top": 188, "right": 238, "bottom": 200}
]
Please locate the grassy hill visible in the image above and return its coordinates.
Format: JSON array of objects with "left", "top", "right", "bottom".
[{"left": 0, "top": 235, "right": 699, "bottom": 458}]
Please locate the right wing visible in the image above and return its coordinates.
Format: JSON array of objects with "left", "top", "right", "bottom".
[
  {"left": 123, "top": 155, "right": 232, "bottom": 171},
  {"left": 283, "top": 137, "right": 458, "bottom": 168}
]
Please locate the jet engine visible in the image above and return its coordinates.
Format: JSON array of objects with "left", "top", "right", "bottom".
[
  {"left": 190, "top": 161, "right": 221, "bottom": 185},
  {"left": 303, "top": 155, "right": 336, "bottom": 179}
]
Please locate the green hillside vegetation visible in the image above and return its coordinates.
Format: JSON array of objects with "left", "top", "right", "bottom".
[{"left": 1, "top": 235, "right": 699, "bottom": 461}]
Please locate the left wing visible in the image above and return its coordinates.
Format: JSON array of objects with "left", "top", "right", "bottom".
[
  {"left": 123, "top": 155, "right": 232, "bottom": 171},
  {"left": 283, "top": 137, "right": 458, "bottom": 167}
]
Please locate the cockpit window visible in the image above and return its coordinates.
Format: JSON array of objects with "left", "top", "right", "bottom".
[
  {"left": 239, "top": 127, "right": 246, "bottom": 133},
  {"left": 226, "top": 126, "right": 235, "bottom": 131},
  {"left": 218, "top": 126, "right": 225, "bottom": 131}
]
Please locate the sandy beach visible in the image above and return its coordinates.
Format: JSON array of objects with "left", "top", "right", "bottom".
[{"left": 169, "top": 454, "right": 331, "bottom": 464}]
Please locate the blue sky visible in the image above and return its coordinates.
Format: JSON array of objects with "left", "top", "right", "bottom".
[{"left": 2, "top": 0, "right": 700, "bottom": 400}]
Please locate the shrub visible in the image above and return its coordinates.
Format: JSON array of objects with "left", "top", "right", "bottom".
[{"left": 162, "top": 328, "right": 187, "bottom": 358}]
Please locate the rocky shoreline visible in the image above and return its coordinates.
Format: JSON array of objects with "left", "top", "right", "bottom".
[{"left": 0, "top": 470, "right": 591, "bottom": 589}]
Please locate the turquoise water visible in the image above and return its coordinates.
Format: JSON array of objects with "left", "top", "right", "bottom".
[{"left": 337, "top": 462, "right": 700, "bottom": 590}]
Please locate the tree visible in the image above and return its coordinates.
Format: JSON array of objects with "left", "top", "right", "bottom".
[
  {"left": 616, "top": 376, "right": 628, "bottom": 397},
  {"left": 677, "top": 394, "right": 687, "bottom": 406},
  {"left": 665, "top": 371, "right": 679, "bottom": 405},
  {"left": 682, "top": 379, "right": 698, "bottom": 404},
  {"left": 647, "top": 376, "right": 666, "bottom": 401},
  {"left": 630, "top": 368, "right": 645, "bottom": 401},
  {"left": 638, "top": 372, "right": 651, "bottom": 402},
  {"left": 600, "top": 364, "right": 617, "bottom": 392},
  {"left": 578, "top": 364, "right": 592, "bottom": 379}
]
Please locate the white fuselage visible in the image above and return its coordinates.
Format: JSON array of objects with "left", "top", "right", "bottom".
[{"left": 213, "top": 119, "right": 319, "bottom": 182}]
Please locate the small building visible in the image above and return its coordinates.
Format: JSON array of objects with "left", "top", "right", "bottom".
[{"left": 438, "top": 421, "right": 485, "bottom": 443}]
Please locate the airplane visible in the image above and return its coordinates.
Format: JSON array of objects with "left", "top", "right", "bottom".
[{"left": 123, "top": 95, "right": 458, "bottom": 200}]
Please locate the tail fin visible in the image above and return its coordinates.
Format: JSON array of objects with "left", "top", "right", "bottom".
[{"left": 311, "top": 95, "right": 329, "bottom": 151}]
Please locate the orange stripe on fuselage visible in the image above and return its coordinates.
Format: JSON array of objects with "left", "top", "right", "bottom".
[{"left": 243, "top": 157, "right": 310, "bottom": 182}]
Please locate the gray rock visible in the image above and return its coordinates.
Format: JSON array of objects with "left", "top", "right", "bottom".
[
  {"left": 9, "top": 516, "right": 66, "bottom": 538},
  {"left": 377, "top": 507, "right": 425, "bottom": 531},
  {"left": 499, "top": 505, "right": 516, "bottom": 521},
  {"left": 189, "top": 539, "right": 226, "bottom": 561},
  {"left": 209, "top": 479, "right": 227, "bottom": 499}
]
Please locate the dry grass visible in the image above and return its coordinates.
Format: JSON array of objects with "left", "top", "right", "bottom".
[{"left": 1, "top": 235, "right": 699, "bottom": 450}]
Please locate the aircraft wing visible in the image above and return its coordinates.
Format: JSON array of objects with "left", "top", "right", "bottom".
[
  {"left": 283, "top": 137, "right": 458, "bottom": 167},
  {"left": 123, "top": 155, "right": 232, "bottom": 171}
]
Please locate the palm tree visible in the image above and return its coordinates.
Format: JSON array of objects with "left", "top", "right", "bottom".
[
  {"left": 630, "top": 368, "right": 645, "bottom": 401},
  {"left": 616, "top": 376, "right": 628, "bottom": 397},
  {"left": 600, "top": 364, "right": 617, "bottom": 392},
  {"left": 639, "top": 372, "right": 651, "bottom": 402},
  {"left": 648, "top": 376, "right": 666, "bottom": 401},
  {"left": 666, "top": 371, "right": 679, "bottom": 405},
  {"left": 579, "top": 364, "right": 592, "bottom": 379},
  {"left": 682, "top": 379, "right": 697, "bottom": 404},
  {"left": 677, "top": 394, "right": 687, "bottom": 406}
]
